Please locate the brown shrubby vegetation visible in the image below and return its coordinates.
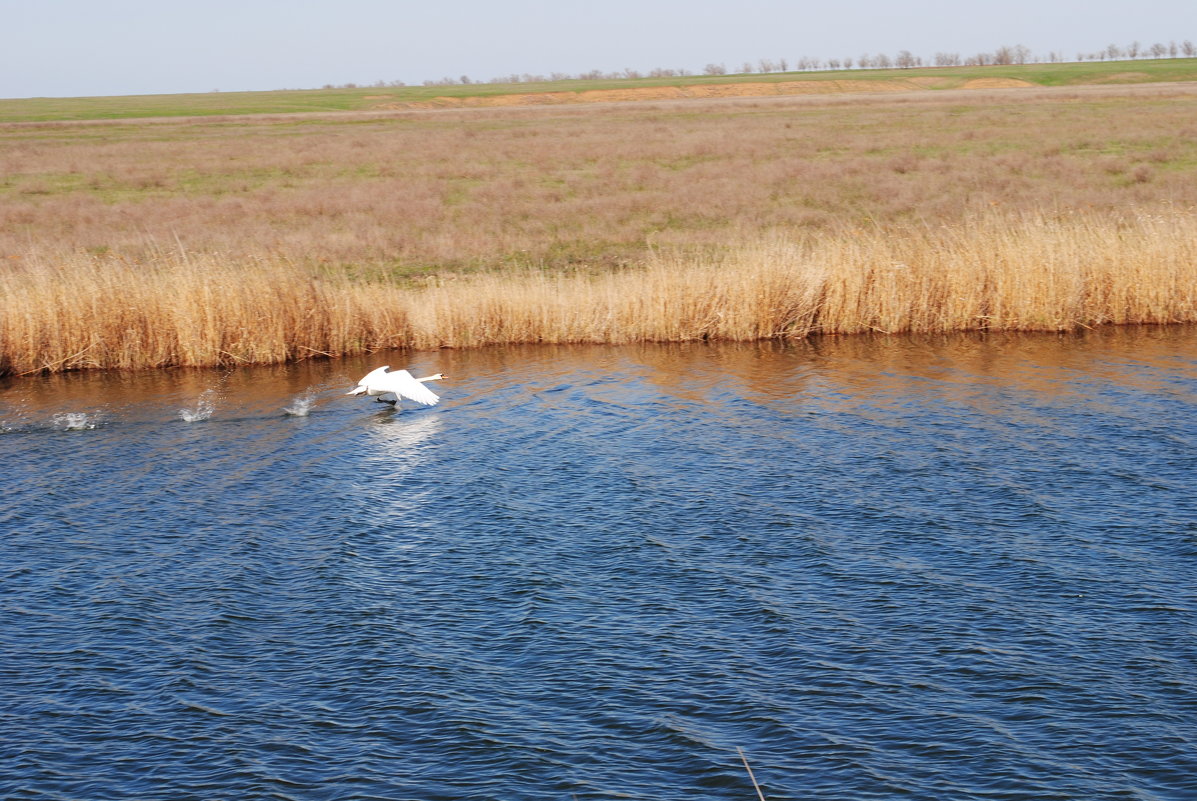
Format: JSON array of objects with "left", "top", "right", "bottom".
[{"left": 2, "top": 83, "right": 1196, "bottom": 372}]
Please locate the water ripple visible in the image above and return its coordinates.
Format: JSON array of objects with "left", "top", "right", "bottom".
[{"left": 1, "top": 330, "right": 1196, "bottom": 799}]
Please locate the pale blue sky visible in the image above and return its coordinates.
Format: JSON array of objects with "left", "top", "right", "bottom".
[{"left": 3, "top": 0, "right": 1194, "bottom": 98}]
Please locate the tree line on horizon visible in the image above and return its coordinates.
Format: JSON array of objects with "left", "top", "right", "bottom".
[{"left": 319, "top": 38, "right": 1196, "bottom": 91}]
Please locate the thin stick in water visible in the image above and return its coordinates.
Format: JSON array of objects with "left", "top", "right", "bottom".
[{"left": 737, "top": 747, "right": 767, "bottom": 801}]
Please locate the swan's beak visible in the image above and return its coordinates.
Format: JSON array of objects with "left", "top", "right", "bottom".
[{"left": 346, "top": 386, "right": 366, "bottom": 396}]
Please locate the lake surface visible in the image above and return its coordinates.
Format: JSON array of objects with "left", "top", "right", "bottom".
[{"left": 2, "top": 328, "right": 1195, "bottom": 801}]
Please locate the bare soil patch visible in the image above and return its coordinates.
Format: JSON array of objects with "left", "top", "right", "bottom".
[
  {"left": 377, "top": 78, "right": 968, "bottom": 110},
  {"left": 960, "top": 77, "right": 1036, "bottom": 89}
]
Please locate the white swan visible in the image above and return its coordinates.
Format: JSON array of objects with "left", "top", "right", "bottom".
[{"left": 346, "top": 366, "right": 446, "bottom": 407}]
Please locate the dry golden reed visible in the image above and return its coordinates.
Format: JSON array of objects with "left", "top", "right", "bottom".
[{"left": 3, "top": 209, "right": 1195, "bottom": 375}]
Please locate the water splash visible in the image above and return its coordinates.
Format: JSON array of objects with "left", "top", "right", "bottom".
[
  {"left": 53, "top": 412, "right": 99, "bottom": 431},
  {"left": 284, "top": 389, "right": 317, "bottom": 417},
  {"left": 179, "top": 390, "right": 218, "bottom": 423},
  {"left": 0, "top": 399, "right": 33, "bottom": 433}
]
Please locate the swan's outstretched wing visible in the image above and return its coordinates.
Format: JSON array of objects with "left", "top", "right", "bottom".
[
  {"left": 348, "top": 365, "right": 392, "bottom": 395},
  {"left": 378, "top": 369, "right": 440, "bottom": 406},
  {"left": 359, "top": 365, "right": 391, "bottom": 384}
]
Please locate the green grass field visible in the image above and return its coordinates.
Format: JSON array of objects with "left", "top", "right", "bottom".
[{"left": 3, "top": 58, "right": 1196, "bottom": 123}]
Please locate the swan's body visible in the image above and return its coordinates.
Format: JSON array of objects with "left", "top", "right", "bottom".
[{"left": 347, "top": 366, "right": 445, "bottom": 407}]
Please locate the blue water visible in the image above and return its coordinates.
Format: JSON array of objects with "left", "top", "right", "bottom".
[{"left": 2, "top": 328, "right": 1195, "bottom": 800}]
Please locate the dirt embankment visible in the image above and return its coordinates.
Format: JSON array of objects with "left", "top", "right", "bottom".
[{"left": 373, "top": 77, "right": 1037, "bottom": 110}]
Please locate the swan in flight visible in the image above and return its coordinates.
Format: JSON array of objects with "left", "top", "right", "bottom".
[{"left": 347, "top": 366, "right": 446, "bottom": 407}]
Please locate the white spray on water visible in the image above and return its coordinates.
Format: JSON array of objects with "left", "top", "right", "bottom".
[
  {"left": 53, "top": 412, "right": 99, "bottom": 431},
  {"left": 179, "top": 389, "right": 218, "bottom": 422},
  {"left": 284, "top": 388, "right": 318, "bottom": 417}
]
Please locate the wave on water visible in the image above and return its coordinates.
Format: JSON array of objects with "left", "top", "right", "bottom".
[
  {"left": 179, "top": 389, "right": 218, "bottom": 423},
  {"left": 51, "top": 411, "right": 100, "bottom": 431},
  {"left": 284, "top": 389, "right": 317, "bottom": 417}
]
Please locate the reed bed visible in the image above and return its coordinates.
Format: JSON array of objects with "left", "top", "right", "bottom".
[{"left": 4, "top": 210, "right": 1195, "bottom": 375}]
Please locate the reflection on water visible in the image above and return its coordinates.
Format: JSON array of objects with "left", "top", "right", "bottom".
[{"left": 1, "top": 326, "right": 1196, "bottom": 801}]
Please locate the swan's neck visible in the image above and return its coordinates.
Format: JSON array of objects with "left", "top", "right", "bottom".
[{"left": 416, "top": 373, "right": 445, "bottom": 383}]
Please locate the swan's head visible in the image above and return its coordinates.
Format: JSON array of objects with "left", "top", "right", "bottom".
[{"left": 346, "top": 385, "right": 368, "bottom": 396}]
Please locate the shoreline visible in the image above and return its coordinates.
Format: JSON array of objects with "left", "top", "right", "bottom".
[{"left": 4, "top": 211, "right": 1195, "bottom": 376}]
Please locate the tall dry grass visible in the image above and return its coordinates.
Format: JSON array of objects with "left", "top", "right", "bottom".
[{"left": 4, "top": 210, "right": 1194, "bottom": 374}]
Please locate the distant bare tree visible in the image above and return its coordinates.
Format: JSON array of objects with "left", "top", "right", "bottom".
[{"left": 323, "top": 31, "right": 1197, "bottom": 94}]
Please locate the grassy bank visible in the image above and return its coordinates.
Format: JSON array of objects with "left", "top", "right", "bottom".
[
  {"left": 4, "top": 210, "right": 1195, "bottom": 375},
  {"left": 2, "top": 58, "right": 1197, "bottom": 122}
]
